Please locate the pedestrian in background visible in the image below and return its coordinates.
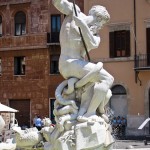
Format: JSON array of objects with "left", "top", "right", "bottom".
[{"left": 35, "top": 115, "right": 43, "bottom": 131}]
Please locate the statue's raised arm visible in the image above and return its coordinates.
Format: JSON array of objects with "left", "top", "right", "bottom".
[{"left": 52, "top": 0, "right": 80, "bottom": 15}]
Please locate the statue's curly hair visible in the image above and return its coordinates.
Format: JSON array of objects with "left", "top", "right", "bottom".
[{"left": 89, "top": 5, "right": 110, "bottom": 24}]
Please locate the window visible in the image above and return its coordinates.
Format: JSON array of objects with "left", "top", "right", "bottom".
[
  {"left": 110, "top": 85, "right": 127, "bottom": 117},
  {"left": 0, "top": 16, "right": 2, "bottom": 37},
  {"left": 0, "top": 58, "right": 1, "bottom": 75},
  {"left": 14, "top": 56, "right": 25, "bottom": 75},
  {"left": 50, "top": 55, "right": 59, "bottom": 74},
  {"left": 111, "top": 85, "right": 126, "bottom": 95},
  {"left": 109, "top": 30, "right": 130, "bottom": 58},
  {"left": 51, "top": 15, "right": 61, "bottom": 43},
  {"left": 15, "top": 11, "right": 26, "bottom": 36}
]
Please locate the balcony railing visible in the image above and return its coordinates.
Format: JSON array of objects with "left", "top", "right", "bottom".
[
  {"left": 134, "top": 53, "right": 150, "bottom": 70},
  {"left": 0, "top": 0, "right": 31, "bottom": 6}
]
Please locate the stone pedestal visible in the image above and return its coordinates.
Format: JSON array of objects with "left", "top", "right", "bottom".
[
  {"left": 54, "top": 121, "right": 114, "bottom": 150},
  {"left": 76, "top": 122, "right": 106, "bottom": 150}
]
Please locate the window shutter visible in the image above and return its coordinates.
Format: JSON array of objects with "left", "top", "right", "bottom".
[
  {"left": 51, "top": 15, "right": 61, "bottom": 43},
  {"left": 126, "top": 30, "right": 130, "bottom": 57},
  {"left": 109, "top": 32, "right": 115, "bottom": 58},
  {"left": 147, "top": 28, "right": 150, "bottom": 54},
  {"left": 146, "top": 28, "right": 150, "bottom": 65},
  {"left": 0, "top": 16, "right": 2, "bottom": 22},
  {"left": 14, "top": 58, "right": 18, "bottom": 75},
  {"left": 0, "top": 16, "right": 2, "bottom": 36}
]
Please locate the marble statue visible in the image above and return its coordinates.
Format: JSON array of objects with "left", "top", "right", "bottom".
[
  {"left": 43, "top": 0, "right": 115, "bottom": 149},
  {"left": 0, "top": 142, "right": 16, "bottom": 150},
  {"left": 42, "top": 117, "right": 52, "bottom": 127},
  {"left": 53, "top": 0, "right": 114, "bottom": 122},
  {"left": 12, "top": 126, "right": 43, "bottom": 149},
  {"left": 10, "top": 118, "right": 53, "bottom": 149}
]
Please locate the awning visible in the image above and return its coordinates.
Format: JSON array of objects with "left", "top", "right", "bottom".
[{"left": 0, "top": 103, "right": 18, "bottom": 113}]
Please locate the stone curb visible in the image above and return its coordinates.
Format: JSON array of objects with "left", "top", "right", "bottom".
[{"left": 113, "top": 148, "right": 150, "bottom": 150}]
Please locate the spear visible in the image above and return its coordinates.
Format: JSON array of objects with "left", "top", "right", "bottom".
[{"left": 72, "top": 0, "right": 91, "bottom": 62}]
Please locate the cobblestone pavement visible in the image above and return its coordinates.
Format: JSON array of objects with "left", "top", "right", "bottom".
[{"left": 113, "top": 140, "right": 150, "bottom": 149}]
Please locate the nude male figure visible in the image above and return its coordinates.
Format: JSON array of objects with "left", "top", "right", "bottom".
[{"left": 52, "top": 0, "right": 114, "bottom": 122}]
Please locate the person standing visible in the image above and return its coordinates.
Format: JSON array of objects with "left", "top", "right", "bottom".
[
  {"left": 112, "top": 117, "right": 117, "bottom": 133},
  {"left": 35, "top": 115, "right": 42, "bottom": 131}
]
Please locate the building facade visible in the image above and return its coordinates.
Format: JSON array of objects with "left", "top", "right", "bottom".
[
  {"left": 0, "top": 0, "right": 65, "bottom": 127},
  {"left": 85, "top": 0, "right": 150, "bottom": 136},
  {"left": 0, "top": 0, "right": 150, "bottom": 136}
]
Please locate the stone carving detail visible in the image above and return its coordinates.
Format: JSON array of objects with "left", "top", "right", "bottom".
[
  {"left": 10, "top": 118, "right": 52, "bottom": 149},
  {"left": 12, "top": 127, "right": 43, "bottom": 149}
]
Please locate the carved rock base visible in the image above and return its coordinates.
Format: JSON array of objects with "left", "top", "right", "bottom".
[{"left": 52, "top": 120, "right": 114, "bottom": 150}]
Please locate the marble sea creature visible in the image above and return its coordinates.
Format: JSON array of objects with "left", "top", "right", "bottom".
[{"left": 12, "top": 126, "right": 43, "bottom": 149}]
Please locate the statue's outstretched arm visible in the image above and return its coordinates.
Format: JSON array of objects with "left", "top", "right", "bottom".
[{"left": 52, "top": 0, "right": 80, "bottom": 15}]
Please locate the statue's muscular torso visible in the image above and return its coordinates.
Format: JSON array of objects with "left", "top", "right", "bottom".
[
  {"left": 60, "top": 15, "right": 85, "bottom": 59},
  {"left": 58, "top": 14, "right": 93, "bottom": 79},
  {"left": 58, "top": 13, "right": 100, "bottom": 80}
]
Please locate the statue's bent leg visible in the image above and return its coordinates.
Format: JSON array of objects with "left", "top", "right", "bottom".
[
  {"left": 75, "top": 62, "right": 103, "bottom": 88},
  {"left": 77, "top": 83, "right": 94, "bottom": 117},
  {"left": 98, "top": 89, "right": 112, "bottom": 114},
  {"left": 84, "top": 68, "right": 114, "bottom": 117},
  {"left": 99, "top": 89, "right": 112, "bottom": 123}
]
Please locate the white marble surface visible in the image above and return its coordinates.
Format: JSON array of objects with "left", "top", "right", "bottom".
[
  {"left": 0, "top": 143, "right": 16, "bottom": 150},
  {"left": 0, "top": 115, "right": 5, "bottom": 132}
]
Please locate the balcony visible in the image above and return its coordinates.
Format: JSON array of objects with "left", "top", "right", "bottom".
[
  {"left": 47, "top": 32, "right": 60, "bottom": 46},
  {"left": 134, "top": 53, "right": 150, "bottom": 71},
  {"left": 0, "top": 0, "right": 31, "bottom": 6},
  {"left": 0, "top": 33, "right": 47, "bottom": 51}
]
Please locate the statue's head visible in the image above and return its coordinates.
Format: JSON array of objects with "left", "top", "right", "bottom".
[
  {"left": 88, "top": 5, "right": 110, "bottom": 34},
  {"left": 89, "top": 5, "right": 110, "bottom": 24}
]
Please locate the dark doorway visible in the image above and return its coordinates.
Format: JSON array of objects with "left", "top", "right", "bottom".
[
  {"left": 50, "top": 99, "right": 56, "bottom": 124},
  {"left": 149, "top": 89, "right": 150, "bottom": 134},
  {"left": 9, "top": 99, "right": 30, "bottom": 128}
]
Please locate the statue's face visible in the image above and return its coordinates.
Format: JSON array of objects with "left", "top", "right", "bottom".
[
  {"left": 89, "top": 25, "right": 98, "bottom": 35},
  {"left": 89, "top": 18, "right": 103, "bottom": 35}
]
